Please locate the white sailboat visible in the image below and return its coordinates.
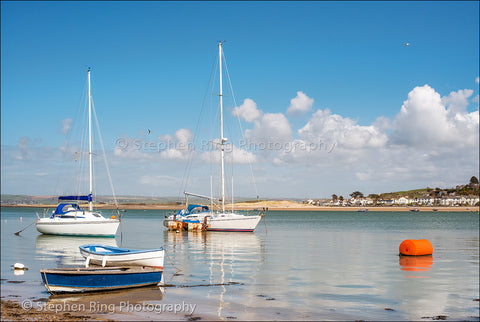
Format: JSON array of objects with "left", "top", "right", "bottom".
[
  {"left": 164, "top": 42, "right": 263, "bottom": 232},
  {"left": 36, "top": 68, "right": 120, "bottom": 237}
]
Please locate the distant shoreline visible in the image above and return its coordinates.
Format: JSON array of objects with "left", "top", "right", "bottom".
[{"left": 1, "top": 202, "right": 476, "bottom": 212}]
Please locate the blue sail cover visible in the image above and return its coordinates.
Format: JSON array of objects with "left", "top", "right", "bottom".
[
  {"left": 58, "top": 194, "right": 92, "bottom": 202},
  {"left": 176, "top": 204, "right": 210, "bottom": 217},
  {"left": 52, "top": 203, "right": 83, "bottom": 217},
  {"left": 187, "top": 204, "right": 209, "bottom": 213}
]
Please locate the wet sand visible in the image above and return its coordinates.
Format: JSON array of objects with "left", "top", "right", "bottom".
[
  {"left": 0, "top": 285, "right": 204, "bottom": 321},
  {"left": 1, "top": 299, "right": 95, "bottom": 321}
]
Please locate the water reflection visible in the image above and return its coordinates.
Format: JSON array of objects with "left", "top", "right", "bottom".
[
  {"left": 165, "top": 231, "right": 263, "bottom": 265},
  {"left": 203, "top": 232, "right": 262, "bottom": 319},
  {"left": 35, "top": 235, "right": 118, "bottom": 266},
  {"left": 164, "top": 231, "right": 263, "bottom": 320},
  {"left": 2, "top": 209, "right": 477, "bottom": 320},
  {"left": 399, "top": 255, "right": 433, "bottom": 278},
  {"left": 46, "top": 285, "right": 164, "bottom": 315}
]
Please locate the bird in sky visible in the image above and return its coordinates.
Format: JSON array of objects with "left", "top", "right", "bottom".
[
  {"left": 148, "top": 129, "right": 151, "bottom": 135},
  {"left": 403, "top": 42, "right": 410, "bottom": 47}
]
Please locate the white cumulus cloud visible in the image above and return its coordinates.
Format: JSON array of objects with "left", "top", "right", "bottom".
[
  {"left": 442, "top": 89, "right": 474, "bottom": 116},
  {"left": 298, "top": 109, "right": 388, "bottom": 149},
  {"left": 286, "top": 91, "right": 314, "bottom": 117},
  {"left": 113, "top": 137, "right": 155, "bottom": 160},
  {"left": 232, "top": 98, "right": 263, "bottom": 122},
  {"left": 390, "top": 84, "right": 479, "bottom": 148},
  {"left": 200, "top": 143, "right": 257, "bottom": 164},
  {"left": 160, "top": 128, "right": 194, "bottom": 160},
  {"left": 245, "top": 112, "right": 293, "bottom": 144}
]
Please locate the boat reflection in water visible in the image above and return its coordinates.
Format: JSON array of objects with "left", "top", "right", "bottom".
[
  {"left": 165, "top": 231, "right": 263, "bottom": 320},
  {"left": 399, "top": 255, "right": 433, "bottom": 278},
  {"left": 45, "top": 285, "right": 164, "bottom": 316},
  {"left": 35, "top": 235, "right": 118, "bottom": 266},
  {"left": 165, "top": 230, "right": 262, "bottom": 251}
]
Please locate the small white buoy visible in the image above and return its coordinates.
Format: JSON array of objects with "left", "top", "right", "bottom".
[
  {"left": 12, "top": 263, "right": 27, "bottom": 270},
  {"left": 20, "top": 217, "right": 23, "bottom": 221}
]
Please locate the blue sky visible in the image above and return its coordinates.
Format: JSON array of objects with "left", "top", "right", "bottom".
[{"left": 1, "top": 1, "right": 479, "bottom": 199}]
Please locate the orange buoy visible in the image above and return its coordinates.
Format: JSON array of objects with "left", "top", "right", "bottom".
[
  {"left": 111, "top": 215, "right": 116, "bottom": 219},
  {"left": 399, "top": 239, "right": 433, "bottom": 256}
]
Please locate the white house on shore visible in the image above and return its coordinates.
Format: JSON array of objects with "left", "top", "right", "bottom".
[{"left": 303, "top": 195, "right": 479, "bottom": 207}]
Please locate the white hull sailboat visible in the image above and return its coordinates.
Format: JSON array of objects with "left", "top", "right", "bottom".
[
  {"left": 36, "top": 68, "right": 120, "bottom": 237},
  {"left": 164, "top": 43, "right": 263, "bottom": 232},
  {"left": 206, "top": 213, "right": 262, "bottom": 232},
  {"left": 36, "top": 214, "right": 119, "bottom": 237}
]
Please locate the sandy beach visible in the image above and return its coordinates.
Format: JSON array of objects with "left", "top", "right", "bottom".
[{"left": 2, "top": 201, "right": 476, "bottom": 212}]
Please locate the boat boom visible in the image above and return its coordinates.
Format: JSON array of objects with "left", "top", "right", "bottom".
[{"left": 184, "top": 191, "right": 218, "bottom": 201}]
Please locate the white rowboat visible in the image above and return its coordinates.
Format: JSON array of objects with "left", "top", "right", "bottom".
[{"left": 79, "top": 244, "right": 164, "bottom": 269}]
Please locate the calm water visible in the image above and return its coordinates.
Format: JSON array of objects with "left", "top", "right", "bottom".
[{"left": 1, "top": 207, "right": 479, "bottom": 321}]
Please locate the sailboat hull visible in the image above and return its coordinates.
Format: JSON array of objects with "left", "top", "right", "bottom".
[
  {"left": 207, "top": 215, "right": 262, "bottom": 232},
  {"left": 36, "top": 219, "right": 119, "bottom": 237}
]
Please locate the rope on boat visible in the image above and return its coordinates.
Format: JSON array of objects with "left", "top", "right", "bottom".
[{"left": 14, "top": 221, "right": 35, "bottom": 236}]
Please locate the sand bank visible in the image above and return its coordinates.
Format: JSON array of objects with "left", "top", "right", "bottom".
[{"left": 2, "top": 201, "right": 476, "bottom": 212}]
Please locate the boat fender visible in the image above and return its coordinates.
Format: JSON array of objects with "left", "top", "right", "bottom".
[
  {"left": 203, "top": 216, "right": 210, "bottom": 230},
  {"left": 168, "top": 221, "right": 178, "bottom": 231},
  {"left": 399, "top": 239, "right": 433, "bottom": 256}
]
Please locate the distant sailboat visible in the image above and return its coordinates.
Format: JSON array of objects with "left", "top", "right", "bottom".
[
  {"left": 164, "top": 42, "right": 263, "bottom": 232},
  {"left": 36, "top": 68, "right": 120, "bottom": 237}
]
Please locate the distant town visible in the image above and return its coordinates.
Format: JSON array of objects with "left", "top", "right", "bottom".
[{"left": 304, "top": 176, "right": 480, "bottom": 207}]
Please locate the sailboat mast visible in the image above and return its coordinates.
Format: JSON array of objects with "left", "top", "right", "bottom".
[
  {"left": 219, "top": 42, "right": 226, "bottom": 213},
  {"left": 88, "top": 68, "right": 93, "bottom": 212}
]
